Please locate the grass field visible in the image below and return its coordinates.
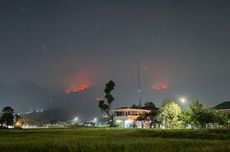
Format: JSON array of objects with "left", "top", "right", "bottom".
[{"left": 0, "top": 128, "right": 230, "bottom": 152}]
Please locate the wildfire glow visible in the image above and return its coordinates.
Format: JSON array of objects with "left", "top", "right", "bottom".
[
  {"left": 65, "top": 69, "right": 95, "bottom": 94},
  {"left": 152, "top": 81, "right": 169, "bottom": 91},
  {"left": 66, "top": 83, "right": 89, "bottom": 94}
]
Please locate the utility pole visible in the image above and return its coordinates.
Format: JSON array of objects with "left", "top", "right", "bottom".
[{"left": 138, "top": 62, "right": 142, "bottom": 108}]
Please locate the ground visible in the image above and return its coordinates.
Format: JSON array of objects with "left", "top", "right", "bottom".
[{"left": 0, "top": 128, "right": 230, "bottom": 152}]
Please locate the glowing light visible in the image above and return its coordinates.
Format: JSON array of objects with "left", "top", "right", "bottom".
[
  {"left": 124, "top": 120, "right": 134, "bottom": 128},
  {"left": 96, "top": 96, "right": 103, "bottom": 101},
  {"left": 93, "top": 118, "right": 97, "bottom": 123},
  {"left": 65, "top": 69, "right": 93, "bottom": 94},
  {"left": 73, "top": 117, "right": 78, "bottom": 123},
  {"left": 152, "top": 81, "right": 169, "bottom": 91},
  {"left": 116, "top": 120, "right": 122, "bottom": 123},
  {"left": 66, "top": 83, "right": 89, "bottom": 94},
  {"left": 179, "top": 97, "right": 187, "bottom": 103},
  {"left": 15, "top": 122, "right": 21, "bottom": 127}
]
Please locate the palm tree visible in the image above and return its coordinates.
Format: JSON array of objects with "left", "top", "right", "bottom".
[{"left": 98, "top": 80, "right": 115, "bottom": 127}]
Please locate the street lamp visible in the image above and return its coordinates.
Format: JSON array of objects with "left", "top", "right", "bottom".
[
  {"left": 73, "top": 117, "right": 78, "bottom": 123},
  {"left": 179, "top": 97, "right": 187, "bottom": 104},
  {"left": 93, "top": 118, "right": 97, "bottom": 122}
]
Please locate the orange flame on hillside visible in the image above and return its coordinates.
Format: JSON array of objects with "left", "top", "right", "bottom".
[
  {"left": 65, "top": 69, "right": 94, "bottom": 94},
  {"left": 66, "top": 83, "right": 89, "bottom": 94},
  {"left": 152, "top": 81, "right": 169, "bottom": 91}
]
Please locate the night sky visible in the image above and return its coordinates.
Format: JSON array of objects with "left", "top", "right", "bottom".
[{"left": 0, "top": 0, "right": 230, "bottom": 119}]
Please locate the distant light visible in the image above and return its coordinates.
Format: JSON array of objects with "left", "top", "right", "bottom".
[
  {"left": 152, "top": 81, "right": 168, "bottom": 91},
  {"left": 179, "top": 97, "right": 187, "bottom": 103},
  {"left": 93, "top": 118, "right": 97, "bottom": 122},
  {"left": 96, "top": 97, "right": 103, "bottom": 101},
  {"left": 66, "top": 83, "right": 89, "bottom": 94},
  {"left": 124, "top": 120, "right": 133, "bottom": 128},
  {"left": 73, "top": 117, "right": 78, "bottom": 123},
  {"left": 116, "top": 120, "right": 122, "bottom": 123},
  {"left": 137, "top": 89, "right": 141, "bottom": 93},
  {"left": 15, "top": 121, "right": 22, "bottom": 127},
  {"left": 103, "top": 114, "right": 108, "bottom": 118}
]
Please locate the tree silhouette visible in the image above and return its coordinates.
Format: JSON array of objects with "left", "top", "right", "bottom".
[
  {"left": 143, "top": 101, "right": 158, "bottom": 110},
  {"left": 2, "top": 106, "right": 14, "bottom": 113},
  {"left": 1, "top": 106, "right": 14, "bottom": 128},
  {"left": 98, "top": 80, "right": 115, "bottom": 127},
  {"left": 136, "top": 109, "right": 159, "bottom": 128}
]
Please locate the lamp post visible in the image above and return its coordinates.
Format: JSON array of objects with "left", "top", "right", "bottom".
[
  {"left": 179, "top": 97, "right": 187, "bottom": 104},
  {"left": 178, "top": 96, "right": 189, "bottom": 109},
  {"left": 73, "top": 117, "right": 78, "bottom": 124}
]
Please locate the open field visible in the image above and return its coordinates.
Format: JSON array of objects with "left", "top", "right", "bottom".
[{"left": 0, "top": 128, "right": 230, "bottom": 152}]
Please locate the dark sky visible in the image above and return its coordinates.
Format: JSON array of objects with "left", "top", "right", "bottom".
[{"left": 0, "top": 0, "right": 230, "bottom": 119}]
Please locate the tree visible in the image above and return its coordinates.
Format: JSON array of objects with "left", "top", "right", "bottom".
[
  {"left": 158, "top": 99, "right": 181, "bottom": 128},
  {"left": 0, "top": 116, "right": 3, "bottom": 127},
  {"left": 131, "top": 104, "right": 139, "bottom": 109},
  {"left": 197, "top": 108, "right": 217, "bottom": 129},
  {"left": 98, "top": 80, "right": 115, "bottom": 127},
  {"left": 215, "top": 112, "right": 230, "bottom": 127},
  {"left": 136, "top": 102, "right": 159, "bottom": 128},
  {"left": 136, "top": 112, "right": 148, "bottom": 128},
  {"left": 1, "top": 113, "right": 14, "bottom": 127},
  {"left": 186, "top": 101, "right": 219, "bottom": 129},
  {"left": 178, "top": 110, "right": 191, "bottom": 128},
  {"left": 1, "top": 106, "right": 14, "bottom": 128},
  {"left": 136, "top": 107, "right": 159, "bottom": 128},
  {"left": 147, "top": 110, "right": 160, "bottom": 128},
  {"left": 143, "top": 101, "right": 158, "bottom": 110},
  {"left": 2, "top": 106, "right": 14, "bottom": 113}
]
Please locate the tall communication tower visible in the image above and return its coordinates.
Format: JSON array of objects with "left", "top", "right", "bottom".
[{"left": 138, "top": 62, "right": 142, "bottom": 107}]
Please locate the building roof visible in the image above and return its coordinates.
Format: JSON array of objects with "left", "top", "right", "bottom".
[
  {"left": 215, "top": 101, "right": 230, "bottom": 109},
  {"left": 113, "top": 108, "right": 150, "bottom": 113}
]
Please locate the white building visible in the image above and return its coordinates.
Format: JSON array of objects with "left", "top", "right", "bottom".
[{"left": 113, "top": 108, "right": 150, "bottom": 128}]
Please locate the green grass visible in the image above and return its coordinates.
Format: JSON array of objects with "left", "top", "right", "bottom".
[{"left": 0, "top": 128, "right": 230, "bottom": 152}]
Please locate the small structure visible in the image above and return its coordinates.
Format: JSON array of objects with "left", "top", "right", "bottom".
[
  {"left": 113, "top": 108, "right": 150, "bottom": 128},
  {"left": 215, "top": 101, "right": 230, "bottom": 113}
]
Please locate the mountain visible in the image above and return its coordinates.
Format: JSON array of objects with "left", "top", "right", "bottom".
[
  {"left": 47, "top": 86, "right": 101, "bottom": 121},
  {"left": 0, "top": 81, "right": 101, "bottom": 121},
  {"left": 0, "top": 81, "right": 50, "bottom": 112}
]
